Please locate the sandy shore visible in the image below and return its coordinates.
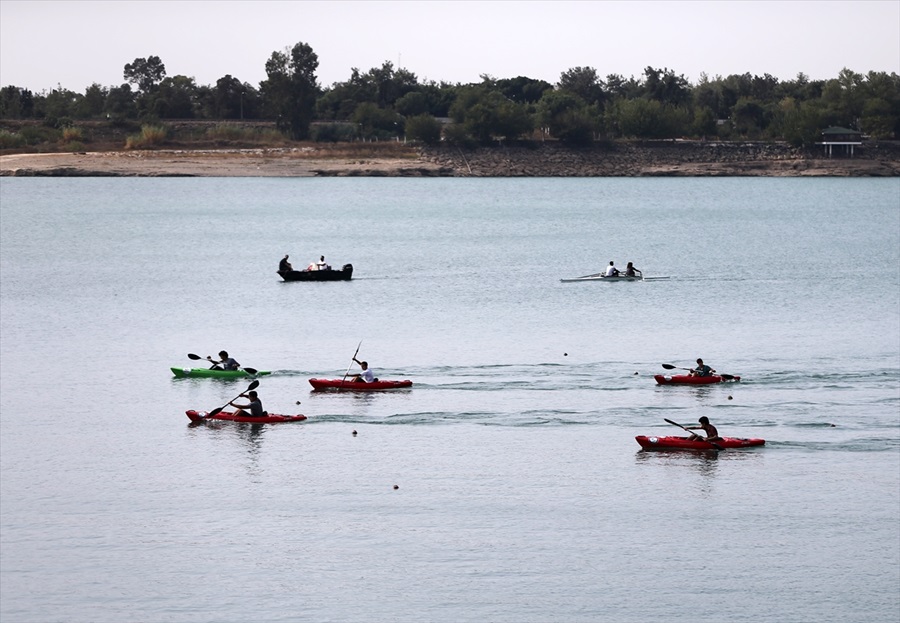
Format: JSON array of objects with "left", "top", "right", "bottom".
[
  {"left": 2, "top": 144, "right": 898, "bottom": 177},
  {"left": 0, "top": 148, "right": 450, "bottom": 177}
]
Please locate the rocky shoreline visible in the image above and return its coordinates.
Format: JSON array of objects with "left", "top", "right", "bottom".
[{"left": 2, "top": 141, "right": 898, "bottom": 177}]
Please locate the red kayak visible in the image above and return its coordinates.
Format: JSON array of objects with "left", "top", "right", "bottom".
[
  {"left": 186, "top": 409, "right": 307, "bottom": 423},
  {"left": 309, "top": 378, "right": 413, "bottom": 391},
  {"left": 635, "top": 435, "right": 765, "bottom": 450},
  {"left": 655, "top": 374, "right": 740, "bottom": 385}
]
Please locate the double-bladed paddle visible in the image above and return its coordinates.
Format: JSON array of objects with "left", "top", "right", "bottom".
[
  {"left": 188, "top": 353, "right": 258, "bottom": 375},
  {"left": 207, "top": 380, "right": 260, "bottom": 418},
  {"left": 661, "top": 363, "right": 735, "bottom": 381},
  {"left": 339, "top": 341, "right": 363, "bottom": 388},
  {"left": 664, "top": 418, "right": 725, "bottom": 450}
]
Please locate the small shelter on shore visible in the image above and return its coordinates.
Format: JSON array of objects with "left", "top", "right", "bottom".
[{"left": 819, "top": 126, "right": 862, "bottom": 157}]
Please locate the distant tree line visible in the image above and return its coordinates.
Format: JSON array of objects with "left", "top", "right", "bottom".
[{"left": 1, "top": 41, "right": 898, "bottom": 147}]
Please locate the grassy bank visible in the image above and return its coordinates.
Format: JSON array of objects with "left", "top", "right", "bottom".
[{"left": 0, "top": 119, "right": 420, "bottom": 159}]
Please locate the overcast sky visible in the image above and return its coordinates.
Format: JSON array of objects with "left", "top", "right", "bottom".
[{"left": 1, "top": 0, "right": 898, "bottom": 94}]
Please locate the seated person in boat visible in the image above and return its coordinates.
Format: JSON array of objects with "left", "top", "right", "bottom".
[
  {"left": 207, "top": 350, "right": 240, "bottom": 371},
  {"left": 690, "top": 358, "right": 714, "bottom": 377},
  {"left": 684, "top": 416, "right": 722, "bottom": 443},
  {"left": 604, "top": 261, "right": 619, "bottom": 277},
  {"left": 229, "top": 390, "right": 266, "bottom": 418},
  {"left": 316, "top": 255, "right": 331, "bottom": 270},
  {"left": 350, "top": 358, "right": 375, "bottom": 383},
  {"left": 279, "top": 254, "right": 293, "bottom": 272},
  {"left": 625, "top": 262, "right": 642, "bottom": 277}
]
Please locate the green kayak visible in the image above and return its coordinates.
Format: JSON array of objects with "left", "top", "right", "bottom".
[{"left": 171, "top": 367, "right": 271, "bottom": 379}]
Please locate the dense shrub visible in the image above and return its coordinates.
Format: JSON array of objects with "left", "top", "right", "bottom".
[
  {"left": 0, "top": 129, "right": 26, "bottom": 148},
  {"left": 311, "top": 122, "right": 357, "bottom": 142},
  {"left": 61, "top": 126, "right": 84, "bottom": 142},
  {"left": 125, "top": 124, "right": 167, "bottom": 149},
  {"left": 404, "top": 114, "right": 442, "bottom": 145}
]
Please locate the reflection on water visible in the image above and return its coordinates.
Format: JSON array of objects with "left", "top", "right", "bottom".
[{"left": 634, "top": 448, "right": 721, "bottom": 494}]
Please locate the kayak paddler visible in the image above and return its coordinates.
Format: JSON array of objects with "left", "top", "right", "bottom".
[
  {"left": 229, "top": 390, "right": 267, "bottom": 418},
  {"left": 684, "top": 416, "right": 722, "bottom": 443},
  {"left": 207, "top": 350, "right": 240, "bottom": 371},
  {"left": 349, "top": 357, "right": 375, "bottom": 383},
  {"left": 604, "top": 261, "right": 619, "bottom": 277},
  {"left": 690, "top": 358, "right": 715, "bottom": 377}
]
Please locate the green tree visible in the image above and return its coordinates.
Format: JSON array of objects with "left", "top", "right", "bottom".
[
  {"left": 352, "top": 102, "right": 403, "bottom": 140},
  {"left": 405, "top": 113, "right": 443, "bottom": 144},
  {"left": 212, "top": 75, "right": 243, "bottom": 118},
  {"left": 610, "top": 98, "right": 688, "bottom": 139},
  {"left": 558, "top": 66, "right": 604, "bottom": 105},
  {"left": 496, "top": 76, "right": 553, "bottom": 104},
  {"left": 0, "top": 86, "right": 35, "bottom": 118},
  {"left": 860, "top": 98, "right": 896, "bottom": 138},
  {"left": 40, "top": 87, "right": 80, "bottom": 121},
  {"left": 206, "top": 76, "right": 259, "bottom": 119},
  {"left": 536, "top": 90, "right": 595, "bottom": 145},
  {"left": 731, "top": 96, "right": 767, "bottom": 137},
  {"left": 418, "top": 80, "right": 456, "bottom": 117},
  {"left": 692, "top": 106, "right": 717, "bottom": 139},
  {"left": 260, "top": 42, "right": 320, "bottom": 140},
  {"left": 642, "top": 66, "right": 691, "bottom": 106},
  {"left": 105, "top": 84, "right": 137, "bottom": 119},
  {"left": 74, "top": 83, "right": 107, "bottom": 118},
  {"left": 394, "top": 91, "right": 428, "bottom": 117},
  {"left": 450, "top": 87, "right": 533, "bottom": 143},
  {"left": 153, "top": 75, "right": 198, "bottom": 118},
  {"left": 693, "top": 73, "right": 726, "bottom": 119},
  {"left": 364, "top": 62, "right": 418, "bottom": 108},
  {"left": 860, "top": 71, "right": 900, "bottom": 137},
  {"left": 777, "top": 97, "right": 823, "bottom": 146},
  {"left": 317, "top": 68, "right": 377, "bottom": 120},
  {"left": 123, "top": 56, "right": 166, "bottom": 92}
]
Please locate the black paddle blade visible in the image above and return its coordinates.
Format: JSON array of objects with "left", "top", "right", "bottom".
[
  {"left": 207, "top": 407, "right": 223, "bottom": 417},
  {"left": 243, "top": 367, "right": 258, "bottom": 375},
  {"left": 662, "top": 364, "right": 677, "bottom": 370},
  {"left": 720, "top": 373, "right": 735, "bottom": 380},
  {"left": 188, "top": 353, "right": 203, "bottom": 360},
  {"left": 247, "top": 380, "right": 260, "bottom": 391}
]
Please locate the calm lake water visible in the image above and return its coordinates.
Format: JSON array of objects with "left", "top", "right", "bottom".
[{"left": 1, "top": 177, "right": 898, "bottom": 623}]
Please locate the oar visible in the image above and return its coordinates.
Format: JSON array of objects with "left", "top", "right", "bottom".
[
  {"left": 207, "top": 380, "right": 260, "bottom": 418},
  {"left": 339, "top": 341, "right": 362, "bottom": 388},
  {"left": 664, "top": 418, "right": 725, "bottom": 450},
  {"left": 187, "top": 353, "right": 258, "bottom": 375},
  {"left": 661, "top": 363, "right": 735, "bottom": 381}
]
